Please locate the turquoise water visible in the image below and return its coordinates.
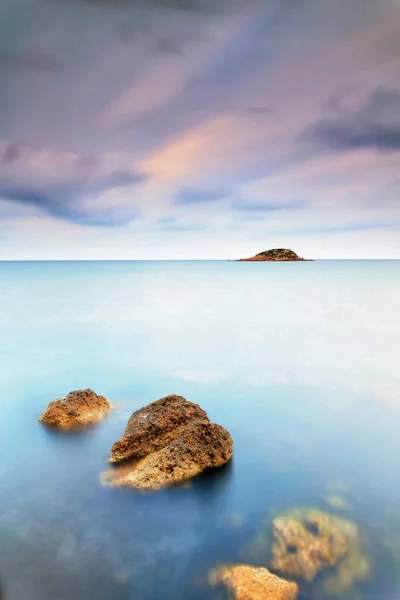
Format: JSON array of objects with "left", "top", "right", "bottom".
[{"left": 0, "top": 260, "right": 399, "bottom": 600}]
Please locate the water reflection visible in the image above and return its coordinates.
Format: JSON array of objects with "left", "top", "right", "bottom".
[{"left": 187, "top": 460, "right": 234, "bottom": 501}]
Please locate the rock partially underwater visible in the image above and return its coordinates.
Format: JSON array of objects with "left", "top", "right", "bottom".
[
  {"left": 103, "top": 394, "right": 233, "bottom": 490},
  {"left": 210, "top": 565, "right": 298, "bottom": 600},
  {"left": 38, "top": 388, "right": 112, "bottom": 430},
  {"left": 270, "top": 508, "right": 372, "bottom": 593}
]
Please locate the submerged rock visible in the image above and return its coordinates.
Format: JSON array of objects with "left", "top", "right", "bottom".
[
  {"left": 383, "top": 534, "right": 400, "bottom": 561},
  {"left": 38, "top": 388, "right": 112, "bottom": 430},
  {"left": 270, "top": 508, "right": 372, "bottom": 591},
  {"left": 325, "top": 495, "right": 348, "bottom": 510},
  {"left": 113, "top": 570, "right": 132, "bottom": 585},
  {"left": 323, "top": 546, "right": 371, "bottom": 596},
  {"left": 271, "top": 508, "right": 350, "bottom": 581},
  {"left": 210, "top": 565, "right": 298, "bottom": 600},
  {"left": 219, "top": 512, "right": 245, "bottom": 530},
  {"left": 104, "top": 395, "right": 232, "bottom": 490}
]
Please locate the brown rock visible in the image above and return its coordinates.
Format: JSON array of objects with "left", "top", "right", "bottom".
[
  {"left": 104, "top": 395, "right": 233, "bottom": 490},
  {"left": 38, "top": 388, "right": 112, "bottom": 430},
  {"left": 109, "top": 394, "right": 209, "bottom": 462},
  {"left": 210, "top": 565, "right": 298, "bottom": 600},
  {"left": 238, "top": 248, "right": 310, "bottom": 262}
]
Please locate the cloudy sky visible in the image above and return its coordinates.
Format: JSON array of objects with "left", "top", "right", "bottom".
[{"left": 0, "top": 0, "right": 399, "bottom": 259}]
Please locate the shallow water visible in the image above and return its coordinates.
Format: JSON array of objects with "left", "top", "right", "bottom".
[{"left": 0, "top": 260, "right": 399, "bottom": 600}]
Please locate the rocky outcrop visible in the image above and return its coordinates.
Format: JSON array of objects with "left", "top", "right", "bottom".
[
  {"left": 39, "top": 388, "right": 112, "bottom": 430},
  {"left": 210, "top": 565, "right": 298, "bottom": 600},
  {"left": 104, "top": 394, "right": 233, "bottom": 490},
  {"left": 238, "top": 248, "right": 310, "bottom": 261},
  {"left": 109, "top": 394, "right": 209, "bottom": 462},
  {"left": 270, "top": 508, "right": 371, "bottom": 592}
]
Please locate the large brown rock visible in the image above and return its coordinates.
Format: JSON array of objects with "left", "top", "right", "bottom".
[
  {"left": 39, "top": 388, "right": 112, "bottom": 430},
  {"left": 109, "top": 394, "right": 209, "bottom": 463},
  {"left": 210, "top": 565, "right": 298, "bottom": 600},
  {"left": 104, "top": 395, "right": 233, "bottom": 490}
]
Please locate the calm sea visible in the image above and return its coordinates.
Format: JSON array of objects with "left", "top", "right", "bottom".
[{"left": 0, "top": 260, "right": 399, "bottom": 600}]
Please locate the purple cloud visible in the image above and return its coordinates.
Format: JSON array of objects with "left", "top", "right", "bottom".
[
  {"left": 174, "top": 187, "right": 230, "bottom": 205},
  {"left": 0, "top": 143, "right": 149, "bottom": 225},
  {"left": 303, "top": 87, "right": 400, "bottom": 152},
  {"left": 232, "top": 199, "right": 308, "bottom": 212}
]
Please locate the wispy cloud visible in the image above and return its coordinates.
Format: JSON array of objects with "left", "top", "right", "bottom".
[
  {"left": 174, "top": 187, "right": 230, "bottom": 205},
  {"left": 156, "top": 218, "right": 209, "bottom": 232},
  {"left": 0, "top": 50, "right": 62, "bottom": 74},
  {"left": 302, "top": 87, "right": 400, "bottom": 152},
  {"left": 47, "top": 0, "right": 207, "bottom": 10},
  {"left": 282, "top": 220, "right": 400, "bottom": 237},
  {"left": 0, "top": 142, "right": 149, "bottom": 226},
  {"left": 232, "top": 198, "right": 308, "bottom": 212},
  {"left": 0, "top": 183, "right": 142, "bottom": 226},
  {"left": 244, "top": 106, "right": 276, "bottom": 116},
  {"left": 47, "top": 0, "right": 257, "bottom": 13},
  {"left": 1, "top": 141, "right": 23, "bottom": 164}
]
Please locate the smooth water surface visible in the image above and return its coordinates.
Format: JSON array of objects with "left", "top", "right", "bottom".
[{"left": 0, "top": 260, "right": 399, "bottom": 600}]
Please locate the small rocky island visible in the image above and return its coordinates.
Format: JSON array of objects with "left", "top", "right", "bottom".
[
  {"left": 238, "top": 248, "right": 310, "bottom": 261},
  {"left": 39, "top": 388, "right": 112, "bottom": 430},
  {"left": 102, "top": 394, "right": 233, "bottom": 490}
]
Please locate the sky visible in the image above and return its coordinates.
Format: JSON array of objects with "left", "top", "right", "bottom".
[{"left": 0, "top": 0, "right": 399, "bottom": 259}]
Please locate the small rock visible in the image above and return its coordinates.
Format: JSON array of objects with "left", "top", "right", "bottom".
[
  {"left": 38, "top": 388, "right": 112, "bottom": 430},
  {"left": 210, "top": 565, "right": 298, "bottom": 600}
]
